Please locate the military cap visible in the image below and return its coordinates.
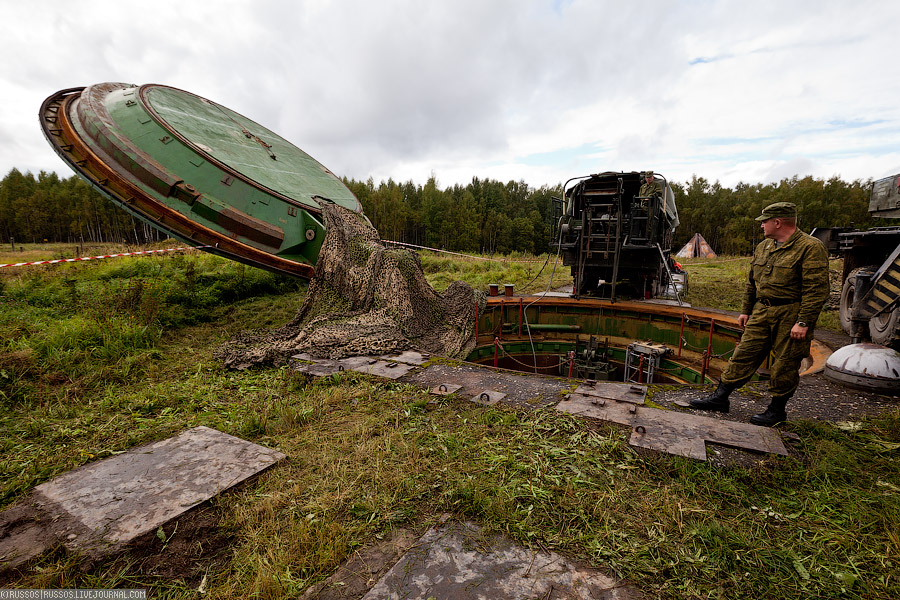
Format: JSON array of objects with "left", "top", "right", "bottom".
[
  {"left": 756, "top": 202, "right": 797, "bottom": 221},
  {"left": 643, "top": 171, "right": 654, "bottom": 178}
]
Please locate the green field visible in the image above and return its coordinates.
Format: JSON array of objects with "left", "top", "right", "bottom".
[{"left": 0, "top": 244, "right": 896, "bottom": 599}]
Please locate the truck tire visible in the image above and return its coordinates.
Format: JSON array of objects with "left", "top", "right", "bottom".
[
  {"left": 869, "top": 304, "right": 900, "bottom": 346},
  {"left": 839, "top": 267, "right": 869, "bottom": 335}
]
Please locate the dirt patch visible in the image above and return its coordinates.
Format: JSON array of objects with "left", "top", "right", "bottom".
[
  {"left": 121, "top": 503, "right": 234, "bottom": 586},
  {"left": 0, "top": 500, "right": 234, "bottom": 588},
  {"left": 218, "top": 205, "right": 484, "bottom": 369}
]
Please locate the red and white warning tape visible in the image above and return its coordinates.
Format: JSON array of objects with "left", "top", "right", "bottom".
[{"left": 0, "top": 246, "right": 210, "bottom": 269}]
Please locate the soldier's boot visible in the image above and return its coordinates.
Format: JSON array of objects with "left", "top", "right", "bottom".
[
  {"left": 689, "top": 382, "right": 734, "bottom": 413},
  {"left": 750, "top": 395, "right": 789, "bottom": 427}
]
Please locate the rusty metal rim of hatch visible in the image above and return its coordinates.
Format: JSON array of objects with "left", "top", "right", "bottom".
[
  {"left": 136, "top": 83, "right": 350, "bottom": 216},
  {"left": 484, "top": 296, "right": 745, "bottom": 331},
  {"left": 40, "top": 88, "right": 316, "bottom": 279},
  {"left": 480, "top": 295, "right": 832, "bottom": 376}
]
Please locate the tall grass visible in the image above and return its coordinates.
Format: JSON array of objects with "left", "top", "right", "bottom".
[
  {"left": 0, "top": 246, "right": 305, "bottom": 407},
  {"left": 419, "top": 251, "right": 570, "bottom": 294}
]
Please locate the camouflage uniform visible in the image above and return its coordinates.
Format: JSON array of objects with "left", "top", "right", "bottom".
[
  {"left": 719, "top": 229, "right": 830, "bottom": 398},
  {"left": 639, "top": 176, "right": 664, "bottom": 200}
]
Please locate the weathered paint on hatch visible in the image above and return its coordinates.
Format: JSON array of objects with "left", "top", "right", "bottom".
[{"left": 40, "top": 82, "right": 363, "bottom": 278}]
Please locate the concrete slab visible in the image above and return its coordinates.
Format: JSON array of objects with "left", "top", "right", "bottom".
[
  {"left": 1, "top": 426, "right": 284, "bottom": 567},
  {"left": 361, "top": 520, "right": 641, "bottom": 600}
]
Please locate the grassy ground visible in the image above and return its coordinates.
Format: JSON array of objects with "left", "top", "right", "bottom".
[
  {"left": 1, "top": 244, "right": 897, "bottom": 599},
  {"left": 677, "top": 255, "right": 844, "bottom": 333},
  {"left": 418, "top": 250, "right": 569, "bottom": 295}
]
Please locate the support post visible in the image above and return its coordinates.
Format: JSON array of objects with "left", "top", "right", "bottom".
[
  {"left": 701, "top": 319, "right": 715, "bottom": 383},
  {"left": 518, "top": 298, "right": 523, "bottom": 337}
]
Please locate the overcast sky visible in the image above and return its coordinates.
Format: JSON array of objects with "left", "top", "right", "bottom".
[{"left": 3, "top": 0, "right": 900, "bottom": 191}]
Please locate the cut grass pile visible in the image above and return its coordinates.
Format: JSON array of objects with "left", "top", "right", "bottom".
[{"left": 1, "top": 244, "right": 897, "bottom": 599}]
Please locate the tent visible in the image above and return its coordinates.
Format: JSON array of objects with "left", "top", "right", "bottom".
[{"left": 675, "top": 233, "right": 717, "bottom": 258}]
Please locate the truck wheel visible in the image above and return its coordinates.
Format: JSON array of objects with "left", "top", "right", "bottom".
[
  {"left": 869, "top": 305, "right": 900, "bottom": 346},
  {"left": 839, "top": 268, "right": 866, "bottom": 335}
]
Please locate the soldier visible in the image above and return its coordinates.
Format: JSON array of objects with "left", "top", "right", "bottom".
[
  {"left": 639, "top": 171, "right": 664, "bottom": 201},
  {"left": 689, "top": 202, "right": 830, "bottom": 426}
]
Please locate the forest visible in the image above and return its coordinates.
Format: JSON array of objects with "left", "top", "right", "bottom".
[{"left": 0, "top": 166, "right": 880, "bottom": 255}]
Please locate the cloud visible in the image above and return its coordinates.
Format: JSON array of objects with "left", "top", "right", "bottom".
[{"left": 2, "top": 0, "right": 900, "bottom": 191}]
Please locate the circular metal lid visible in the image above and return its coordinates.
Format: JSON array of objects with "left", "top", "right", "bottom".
[
  {"left": 139, "top": 84, "right": 360, "bottom": 211},
  {"left": 40, "top": 82, "right": 364, "bottom": 279},
  {"left": 824, "top": 343, "right": 900, "bottom": 395}
]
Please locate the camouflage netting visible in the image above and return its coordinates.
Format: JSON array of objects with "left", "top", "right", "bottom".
[{"left": 218, "top": 204, "right": 485, "bottom": 369}]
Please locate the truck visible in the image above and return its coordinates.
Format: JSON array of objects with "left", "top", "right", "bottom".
[
  {"left": 812, "top": 173, "right": 900, "bottom": 348},
  {"left": 550, "top": 171, "right": 680, "bottom": 300}
]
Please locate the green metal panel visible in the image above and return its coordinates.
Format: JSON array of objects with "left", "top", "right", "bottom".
[
  {"left": 40, "top": 83, "right": 363, "bottom": 278},
  {"left": 140, "top": 86, "right": 359, "bottom": 211}
]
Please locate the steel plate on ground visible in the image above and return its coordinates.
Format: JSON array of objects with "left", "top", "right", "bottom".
[
  {"left": 351, "top": 360, "right": 414, "bottom": 379},
  {"left": 359, "top": 520, "right": 638, "bottom": 600},
  {"left": 291, "top": 355, "right": 414, "bottom": 379},
  {"left": 0, "top": 427, "right": 284, "bottom": 565},
  {"left": 573, "top": 382, "right": 647, "bottom": 404},
  {"left": 430, "top": 383, "right": 463, "bottom": 396},
  {"left": 295, "top": 360, "right": 345, "bottom": 377},
  {"left": 380, "top": 350, "right": 431, "bottom": 365},
  {"left": 472, "top": 390, "right": 506, "bottom": 405},
  {"left": 557, "top": 393, "right": 789, "bottom": 461}
]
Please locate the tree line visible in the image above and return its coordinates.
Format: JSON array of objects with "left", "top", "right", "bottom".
[
  {"left": 345, "top": 173, "right": 880, "bottom": 255},
  {"left": 0, "top": 167, "right": 882, "bottom": 255},
  {"left": 0, "top": 168, "right": 164, "bottom": 247}
]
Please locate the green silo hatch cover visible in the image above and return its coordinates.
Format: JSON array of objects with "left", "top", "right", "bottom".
[{"left": 40, "top": 82, "right": 363, "bottom": 279}]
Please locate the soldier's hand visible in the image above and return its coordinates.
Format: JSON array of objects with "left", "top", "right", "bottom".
[
  {"left": 737, "top": 314, "right": 749, "bottom": 329},
  {"left": 790, "top": 323, "right": 809, "bottom": 340}
]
